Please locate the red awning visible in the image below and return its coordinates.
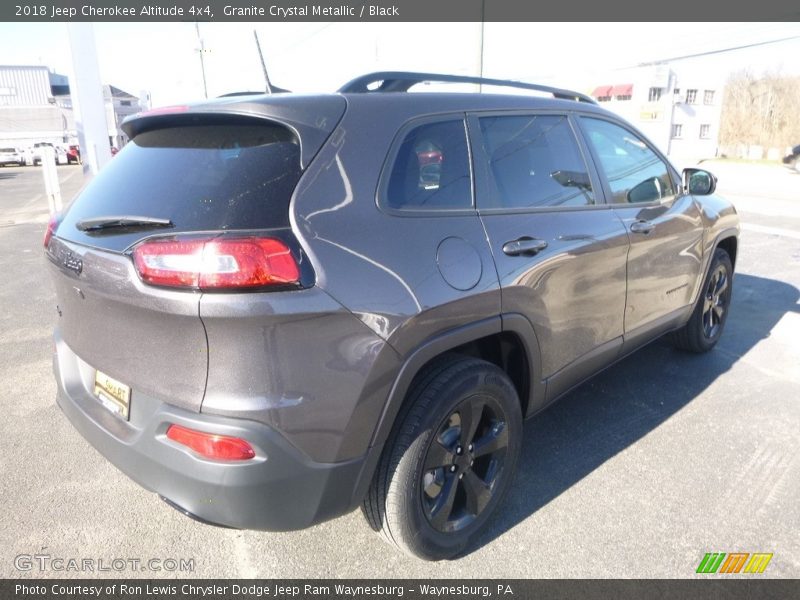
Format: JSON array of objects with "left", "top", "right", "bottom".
[
  {"left": 591, "top": 85, "right": 613, "bottom": 98},
  {"left": 610, "top": 83, "right": 633, "bottom": 96}
]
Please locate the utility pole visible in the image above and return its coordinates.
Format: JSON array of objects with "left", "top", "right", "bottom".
[
  {"left": 195, "top": 22, "right": 209, "bottom": 98},
  {"left": 477, "top": 0, "right": 485, "bottom": 92},
  {"left": 67, "top": 22, "right": 112, "bottom": 177}
]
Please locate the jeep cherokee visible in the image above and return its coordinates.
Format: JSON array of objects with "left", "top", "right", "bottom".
[{"left": 46, "top": 72, "right": 739, "bottom": 560}]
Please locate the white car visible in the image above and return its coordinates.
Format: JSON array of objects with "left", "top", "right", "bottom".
[
  {"left": 32, "top": 142, "right": 67, "bottom": 165},
  {"left": 0, "top": 147, "right": 25, "bottom": 166}
]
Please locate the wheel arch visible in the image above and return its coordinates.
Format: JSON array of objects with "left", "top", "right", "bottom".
[
  {"left": 688, "top": 228, "right": 739, "bottom": 309},
  {"left": 349, "top": 315, "right": 542, "bottom": 508},
  {"left": 715, "top": 233, "right": 738, "bottom": 270}
]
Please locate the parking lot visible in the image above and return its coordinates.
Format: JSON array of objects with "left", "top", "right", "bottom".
[{"left": 0, "top": 161, "right": 798, "bottom": 578}]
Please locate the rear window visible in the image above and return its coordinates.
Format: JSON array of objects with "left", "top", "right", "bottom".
[
  {"left": 384, "top": 119, "right": 472, "bottom": 210},
  {"left": 58, "top": 121, "right": 301, "bottom": 250}
]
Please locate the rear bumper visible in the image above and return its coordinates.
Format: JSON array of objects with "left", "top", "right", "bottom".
[{"left": 53, "top": 338, "right": 365, "bottom": 531}]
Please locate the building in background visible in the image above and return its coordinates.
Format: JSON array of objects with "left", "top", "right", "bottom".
[
  {"left": 0, "top": 65, "right": 75, "bottom": 147},
  {"left": 104, "top": 85, "right": 139, "bottom": 149},
  {"left": 588, "top": 64, "right": 723, "bottom": 167},
  {"left": 0, "top": 64, "right": 140, "bottom": 152}
]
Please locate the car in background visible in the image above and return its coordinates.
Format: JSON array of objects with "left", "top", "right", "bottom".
[
  {"left": 0, "top": 147, "right": 26, "bottom": 166},
  {"left": 783, "top": 144, "right": 800, "bottom": 171},
  {"left": 66, "top": 145, "right": 81, "bottom": 164},
  {"left": 32, "top": 142, "right": 67, "bottom": 166}
]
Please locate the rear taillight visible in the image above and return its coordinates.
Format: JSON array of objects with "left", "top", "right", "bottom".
[
  {"left": 132, "top": 237, "right": 300, "bottom": 290},
  {"left": 43, "top": 214, "right": 59, "bottom": 248},
  {"left": 166, "top": 424, "right": 256, "bottom": 461},
  {"left": 139, "top": 104, "right": 189, "bottom": 117}
]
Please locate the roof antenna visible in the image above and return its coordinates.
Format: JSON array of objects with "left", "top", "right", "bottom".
[{"left": 253, "top": 30, "right": 273, "bottom": 94}]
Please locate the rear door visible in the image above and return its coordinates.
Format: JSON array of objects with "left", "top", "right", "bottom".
[
  {"left": 469, "top": 112, "right": 630, "bottom": 407},
  {"left": 47, "top": 116, "right": 314, "bottom": 413},
  {"left": 576, "top": 116, "right": 705, "bottom": 343}
]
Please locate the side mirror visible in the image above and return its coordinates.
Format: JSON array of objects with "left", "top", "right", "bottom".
[{"left": 682, "top": 168, "right": 717, "bottom": 196}]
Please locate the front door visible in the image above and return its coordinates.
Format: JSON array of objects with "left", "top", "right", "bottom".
[{"left": 577, "top": 116, "right": 705, "bottom": 340}]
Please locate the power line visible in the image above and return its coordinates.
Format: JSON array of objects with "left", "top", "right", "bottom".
[
  {"left": 635, "top": 35, "right": 800, "bottom": 67},
  {"left": 281, "top": 23, "right": 336, "bottom": 53}
]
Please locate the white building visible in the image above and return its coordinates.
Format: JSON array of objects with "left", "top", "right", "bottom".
[
  {"left": 0, "top": 65, "right": 75, "bottom": 146},
  {"left": 104, "top": 85, "right": 140, "bottom": 149},
  {"left": 0, "top": 64, "right": 140, "bottom": 150},
  {"left": 587, "top": 64, "right": 723, "bottom": 166}
]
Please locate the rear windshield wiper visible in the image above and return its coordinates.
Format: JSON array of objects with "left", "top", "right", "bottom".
[{"left": 75, "top": 216, "right": 174, "bottom": 232}]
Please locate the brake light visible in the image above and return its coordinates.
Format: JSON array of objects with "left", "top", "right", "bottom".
[
  {"left": 43, "top": 214, "right": 59, "bottom": 248},
  {"left": 166, "top": 424, "right": 256, "bottom": 461},
  {"left": 138, "top": 105, "right": 189, "bottom": 117},
  {"left": 132, "top": 237, "right": 300, "bottom": 290}
]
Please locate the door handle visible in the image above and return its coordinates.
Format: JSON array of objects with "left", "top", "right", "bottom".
[
  {"left": 630, "top": 220, "right": 655, "bottom": 235},
  {"left": 502, "top": 237, "right": 548, "bottom": 256}
]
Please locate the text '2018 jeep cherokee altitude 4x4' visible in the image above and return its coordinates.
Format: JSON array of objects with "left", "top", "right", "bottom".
[{"left": 46, "top": 72, "right": 739, "bottom": 560}]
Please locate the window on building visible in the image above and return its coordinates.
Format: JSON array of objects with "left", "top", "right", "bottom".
[
  {"left": 610, "top": 83, "right": 633, "bottom": 101},
  {"left": 673, "top": 88, "right": 680, "bottom": 96},
  {"left": 672, "top": 124, "right": 683, "bottom": 138},
  {"left": 703, "top": 90, "right": 715, "bottom": 105},
  {"left": 120, "top": 100, "right": 132, "bottom": 106},
  {"left": 0, "top": 86, "right": 17, "bottom": 96},
  {"left": 699, "top": 124, "right": 710, "bottom": 139},
  {"left": 686, "top": 89, "right": 698, "bottom": 104},
  {"left": 648, "top": 87, "right": 663, "bottom": 102},
  {"left": 597, "top": 95, "right": 611, "bottom": 102}
]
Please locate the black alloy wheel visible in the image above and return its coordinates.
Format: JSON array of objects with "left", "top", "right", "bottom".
[
  {"left": 362, "top": 355, "right": 522, "bottom": 560},
  {"left": 421, "top": 395, "right": 509, "bottom": 533},
  {"left": 702, "top": 263, "right": 729, "bottom": 339}
]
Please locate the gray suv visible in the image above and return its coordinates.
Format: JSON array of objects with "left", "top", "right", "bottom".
[{"left": 46, "top": 73, "right": 739, "bottom": 560}]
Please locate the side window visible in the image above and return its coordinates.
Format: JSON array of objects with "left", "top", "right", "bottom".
[
  {"left": 581, "top": 117, "right": 675, "bottom": 204},
  {"left": 385, "top": 119, "right": 471, "bottom": 210},
  {"left": 478, "top": 115, "right": 595, "bottom": 209}
]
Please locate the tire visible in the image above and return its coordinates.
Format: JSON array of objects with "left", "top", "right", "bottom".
[
  {"left": 362, "top": 356, "right": 522, "bottom": 560},
  {"left": 671, "top": 248, "right": 733, "bottom": 353}
]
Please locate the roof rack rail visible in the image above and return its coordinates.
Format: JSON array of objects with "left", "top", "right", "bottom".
[{"left": 338, "top": 71, "right": 596, "bottom": 104}]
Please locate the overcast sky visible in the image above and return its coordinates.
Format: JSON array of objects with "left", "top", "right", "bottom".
[{"left": 1, "top": 22, "right": 799, "bottom": 106}]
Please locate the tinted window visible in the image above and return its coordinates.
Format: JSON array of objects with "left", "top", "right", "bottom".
[
  {"left": 581, "top": 118, "right": 675, "bottom": 204},
  {"left": 386, "top": 120, "right": 471, "bottom": 210},
  {"left": 479, "top": 115, "right": 595, "bottom": 209},
  {"left": 59, "top": 121, "right": 301, "bottom": 249}
]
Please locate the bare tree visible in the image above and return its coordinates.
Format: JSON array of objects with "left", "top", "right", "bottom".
[{"left": 719, "top": 70, "right": 800, "bottom": 156}]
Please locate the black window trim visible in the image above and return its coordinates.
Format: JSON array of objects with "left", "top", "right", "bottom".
[
  {"left": 376, "top": 112, "right": 477, "bottom": 218},
  {"left": 573, "top": 112, "right": 682, "bottom": 209},
  {"left": 466, "top": 109, "right": 611, "bottom": 216}
]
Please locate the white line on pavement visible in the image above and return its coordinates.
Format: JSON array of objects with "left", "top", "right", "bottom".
[{"left": 742, "top": 223, "right": 800, "bottom": 240}]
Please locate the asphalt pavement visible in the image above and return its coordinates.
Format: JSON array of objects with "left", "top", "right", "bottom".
[{"left": 0, "top": 161, "right": 798, "bottom": 578}]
